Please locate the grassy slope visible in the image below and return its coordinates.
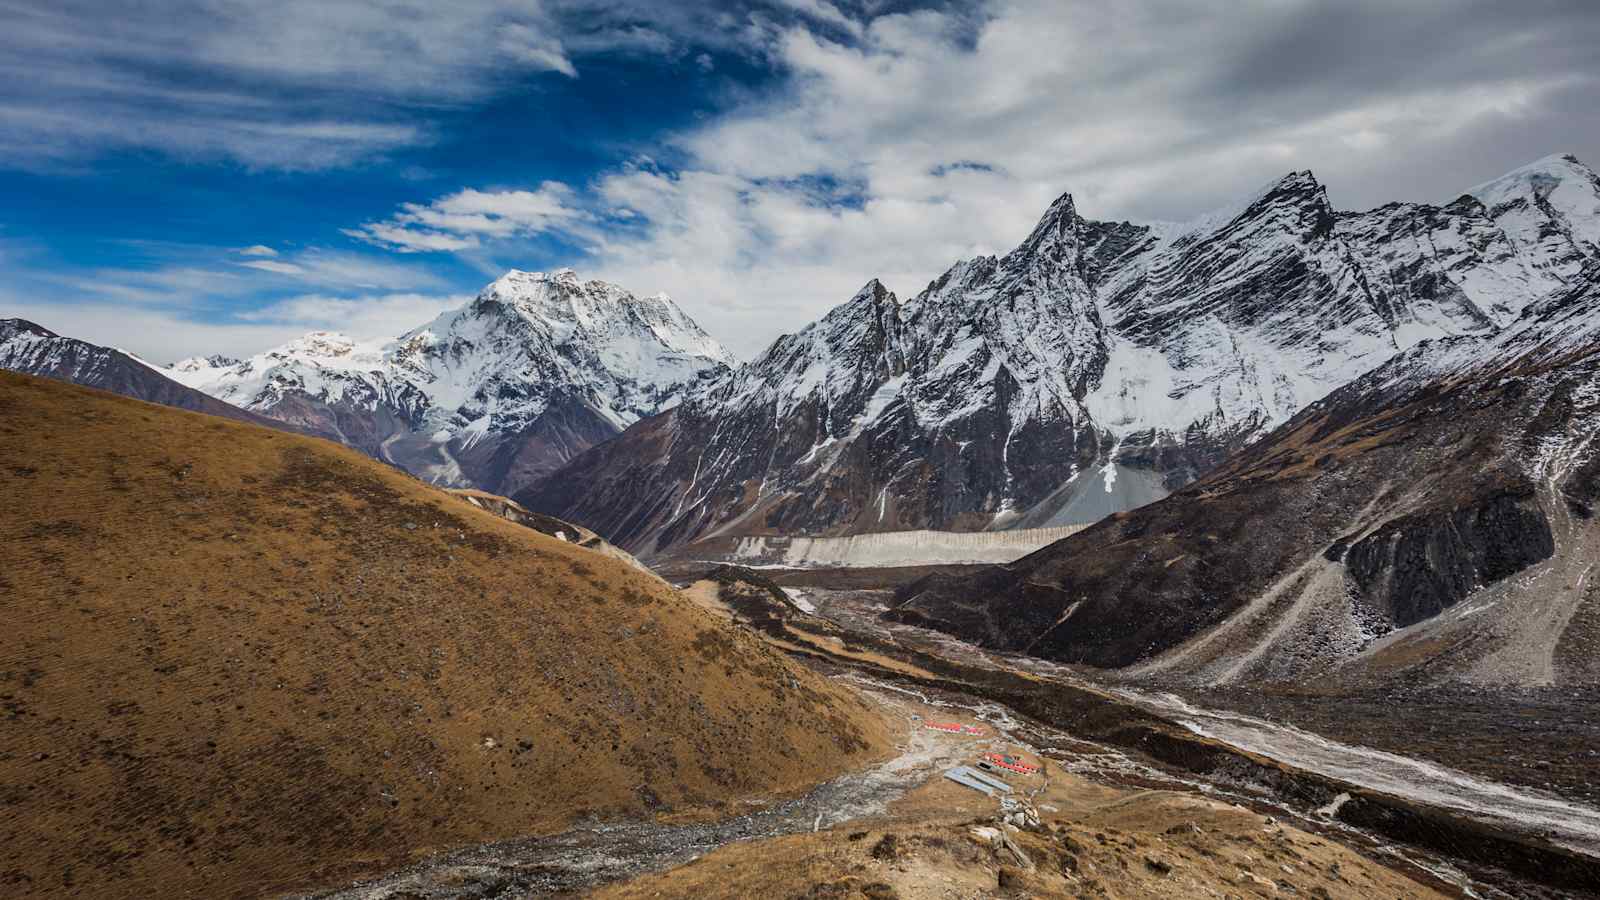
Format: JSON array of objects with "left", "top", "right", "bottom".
[{"left": 0, "top": 371, "right": 887, "bottom": 899}]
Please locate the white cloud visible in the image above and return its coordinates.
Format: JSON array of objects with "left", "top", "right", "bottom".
[
  {"left": 1, "top": 241, "right": 455, "bottom": 363},
  {"left": 770, "top": 0, "right": 864, "bottom": 38},
  {"left": 228, "top": 249, "right": 448, "bottom": 291},
  {"left": 238, "top": 245, "right": 279, "bottom": 257},
  {"left": 237, "top": 259, "right": 304, "bottom": 275},
  {"left": 0, "top": 1, "right": 837, "bottom": 170},
  {"left": 238, "top": 292, "right": 472, "bottom": 339},
  {"left": 347, "top": 183, "right": 588, "bottom": 253},
  {"left": 497, "top": 22, "right": 578, "bottom": 78},
  {"left": 0, "top": 101, "right": 423, "bottom": 170},
  {"left": 0, "top": 1, "right": 574, "bottom": 168}
]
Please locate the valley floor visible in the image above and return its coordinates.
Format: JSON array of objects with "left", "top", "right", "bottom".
[
  {"left": 306, "top": 675, "right": 1454, "bottom": 900},
  {"left": 301, "top": 567, "right": 1600, "bottom": 900},
  {"left": 592, "top": 691, "right": 1448, "bottom": 900}
]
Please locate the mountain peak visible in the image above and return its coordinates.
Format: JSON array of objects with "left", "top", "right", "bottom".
[
  {"left": 1470, "top": 152, "right": 1600, "bottom": 206},
  {"left": 0, "top": 318, "right": 54, "bottom": 339},
  {"left": 801, "top": 278, "right": 901, "bottom": 344},
  {"left": 468, "top": 269, "right": 734, "bottom": 364},
  {"left": 171, "top": 353, "right": 241, "bottom": 373},
  {"left": 1041, "top": 189, "right": 1077, "bottom": 219},
  {"left": 279, "top": 331, "right": 359, "bottom": 358},
  {"left": 490, "top": 267, "right": 584, "bottom": 293},
  {"left": 857, "top": 277, "right": 892, "bottom": 301},
  {"left": 1010, "top": 189, "right": 1085, "bottom": 264},
  {"left": 1029, "top": 189, "right": 1079, "bottom": 231},
  {"left": 1251, "top": 169, "right": 1326, "bottom": 207}
]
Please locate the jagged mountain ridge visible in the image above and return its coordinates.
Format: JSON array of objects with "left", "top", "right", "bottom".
[
  {"left": 0, "top": 318, "right": 294, "bottom": 432},
  {"left": 522, "top": 154, "right": 1600, "bottom": 555},
  {"left": 888, "top": 261, "right": 1600, "bottom": 689},
  {"left": 168, "top": 269, "right": 736, "bottom": 495}
]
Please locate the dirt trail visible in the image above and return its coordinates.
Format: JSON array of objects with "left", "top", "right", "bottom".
[
  {"left": 305, "top": 669, "right": 1469, "bottom": 900},
  {"left": 301, "top": 689, "right": 980, "bottom": 899}
]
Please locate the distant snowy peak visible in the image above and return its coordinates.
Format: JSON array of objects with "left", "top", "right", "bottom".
[
  {"left": 172, "top": 269, "right": 733, "bottom": 424},
  {"left": 462, "top": 268, "right": 737, "bottom": 366},
  {"left": 1469, "top": 153, "right": 1600, "bottom": 223},
  {"left": 167, "top": 269, "right": 735, "bottom": 494},
  {"left": 1468, "top": 153, "right": 1600, "bottom": 284},
  {"left": 166, "top": 330, "right": 393, "bottom": 413},
  {"left": 171, "top": 353, "right": 241, "bottom": 373}
]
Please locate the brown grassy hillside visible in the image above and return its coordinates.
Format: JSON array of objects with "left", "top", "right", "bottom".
[{"left": 0, "top": 371, "right": 887, "bottom": 899}]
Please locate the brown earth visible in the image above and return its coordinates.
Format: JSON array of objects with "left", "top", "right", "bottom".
[
  {"left": 593, "top": 759, "right": 1450, "bottom": 900},
  {"left": 0, "top": 371, "right": 889, "bottom": 899}
]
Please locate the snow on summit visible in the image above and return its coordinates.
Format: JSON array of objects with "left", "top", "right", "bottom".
[{"left": 167, "top": 269, "right": 735, "bottom": 494}]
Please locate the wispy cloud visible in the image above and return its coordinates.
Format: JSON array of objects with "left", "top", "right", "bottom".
[
  {"left": 0, "top": 1, "right": 585, "bottom": 169},
  {"left": 239, "top": 292, "right": 473, "bottom": 336},
  {"left": 346, "top": 183, "right": 588, "bottom": 253},
  {"left": 0, "top": 1, "right": 817, "bottom": 170},
  {"left": 237, "top": 259, "right": 304, "bottom": 275},
  {"left": 228, "top": 248, "right": 447, "bottom": 291},
  {"left": 1, "top": 240, "right": 460, "bottom": 361}
]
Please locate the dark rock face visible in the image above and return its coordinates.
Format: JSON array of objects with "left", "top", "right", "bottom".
[
  {"left": 1565, "top": 451, "right": 1600, "bottom": 519},
  {"left": 241, "top": 390, "right": 414, "bottom": 456},
  {"left": 887, "top": 267, "right": 1600, "bottom": 686},
  {"left": 528, "top": 157, "right": 1600, "bottom": 556},
  {"left": 1342, "top": 487, "right": 1555, "bottom": 628},
  {"left": 0, "top": 319, "right": 293, "bottom": 433},
  {"left": 452, "top": 393, "right": 623, "bottom": 496}
]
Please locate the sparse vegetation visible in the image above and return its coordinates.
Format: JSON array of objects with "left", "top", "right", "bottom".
[{"left": 0, "top": 371, "right": 887, "bottom": 899}]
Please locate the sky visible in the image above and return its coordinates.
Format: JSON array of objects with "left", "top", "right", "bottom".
[{"left": 2, "top": 0, "right": 1598, "bottom": 363}]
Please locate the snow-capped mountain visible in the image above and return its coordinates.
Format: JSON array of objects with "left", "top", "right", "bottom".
[
  {"left": 168, "top": 269, "right": 735, "bottom": 494},
  {"left": 0, "top": 317, "right": 291, "bottom": 430},
  {"left": 890, "top": 261, "right": 1600, "bottom": 689},
  {"left": 522, "top": 154, "right": 1600, "bottom": 555}
]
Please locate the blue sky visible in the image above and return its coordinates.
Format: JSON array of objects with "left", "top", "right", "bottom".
[{"left": 3, "top": 0, "right": 1598, "bottom": 362}]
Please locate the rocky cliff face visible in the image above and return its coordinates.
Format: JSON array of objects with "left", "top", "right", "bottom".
[
  {"left": 167, "top": 269, "right": 735, "bottom": 495},
  {"left": 888, "top": 263, "right": 1600, "bottom": 690},
  {"left": 524, "top": 155, "right": 1600, "bottom": 555}
]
